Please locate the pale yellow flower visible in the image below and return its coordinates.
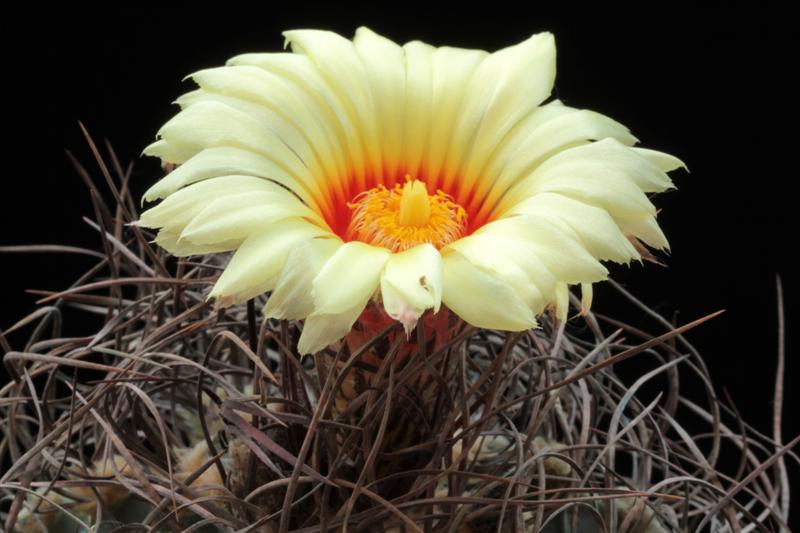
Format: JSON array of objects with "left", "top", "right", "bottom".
[{"left": 139, "top": 27, "right": 682, "bottom": 354}]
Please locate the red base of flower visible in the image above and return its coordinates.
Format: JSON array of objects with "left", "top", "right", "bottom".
[{"left": 345, "top": 303, "right": 457, "bottom": 367}]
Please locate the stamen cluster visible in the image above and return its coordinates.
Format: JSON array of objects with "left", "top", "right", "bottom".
[{"left": 346, "top": 180, "right": 468, "bottom": 252}]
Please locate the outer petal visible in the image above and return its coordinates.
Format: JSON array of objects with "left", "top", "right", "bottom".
[
  {"left": 471, "top": 107, "right": 638, "bottom": 217},
  {"left": 138, "top": 176, "right": 294, "bottom": 256},
  {"left": 228, "top": 52, "right": 366, "bottom": 197},
  {"left": 445, "top": 232, "right": 556, "bottom": 313},
  {"left": 441, "top": 250, "right": 537, "bottom": 330},
  {"left": 354, "top": 27, "right": 405, "bottom": 183},
  {"left": 178, "top": 191, "right": 326, "bottom": 246},
  {"left": 152, "top": 230, "right": 241, "bottom": 257},
  {"left": 175, "top": 89, "right": 327, "bottom": 188},
  {"left": 580, "top": 283, "right": 594, "bottom": 316},
  {"left": 283, "top": 29, "right": 381, "bottom": 191},
  {"left": 297, "top": 302, "right": 365, "bottom": 355},
  {"left": 472, "top": 216, "right": 609, "bottom": 284},
  {"left": 444, "top": 214, "right": 608, "bottom": 325},
  {"left": 424, "top": 46, "right": 488, "bottom": 189},
  {"left": 618, "top": 215, "right": 670, "bottom": 250},
  {"left": 311, "top": 242, "right": 390, "bottom": 315},
  {"left": 444, "top": 33, "right": 556, "bottom": 193},
  {"left": 140, "top": 176, "right": 273, "bottom": 230},
  {"left": 188, "top": 65, "right": 347, "bottom": 185},
  {"left": 502, "top": 192, "right": 639, "bottom": 263},
  {"left": 264, "top": 237, "right": 343, "bottom": 320},
  {"left": 143, "top": 139, "right": 196, "bottom": 163},
  {"left": 144, "top": 100, "right": 326, "bottom": 210},
  {"left": 401, "top": 40, "right": 434, "bottom": 180},
  {"left": 497, "top": 139, "right": 672, "bottom": 219},
  {"left": 298, "top": 241, "right": 391, "bottom": 354},
  {"left": 208, "top": 219, "right": 329, "bottom": 306},
  {"left": 554, "top": 283, "right": 570, "bottom": 322},
  {"left": 142, "top": 146, "right": 313, "bottom": 205},
  {"left": 632, "top": 147, "right": 687, "bottom": 172},
  {"left": 380, "top": 244, "right": 443, "bottom": 334}
]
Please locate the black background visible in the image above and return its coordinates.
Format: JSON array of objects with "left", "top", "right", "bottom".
[{"left": 3, "top": 1, "right": 797, "bottom": 513}]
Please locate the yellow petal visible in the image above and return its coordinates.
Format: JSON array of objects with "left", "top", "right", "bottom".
[
  {"left": 354, "top": 27, "right": 405, "bottom": 182},
  {"left": 283, "top": 29, "right": 381, "bottom": 191},
  {"left": 400, "top": 40, "right": 435, "bottom": 180},
  {"left": 472, "top": 215, "right": 608, "bottom": 284},
  {"left": 311, "top": 241, "right": 390, "bottom": 315},
  {"left": 446, "top": 32, "right": 556, "bottom": 193},
  {"left": 632, "top": 147, "right": 687, "bottom": 172},
  {"left": 445, "top": 232, "right": 552, "bottom": 314},
  {"left": 264, "top": 237, "right": 342, "bottom": 320},
  {"left": 297, "top": 302, "right": 365, "bottom": 355},
  {"left": 152, "top": 230, "right": 241, "bottom": 257},
  {"left": 173, "top": 89, "right": 328, "bottom": 191},
  {"left": 228, "top": 52, "right": 366, "bottom": 196},
  {"left": 441, "top": 251, "right": 537, "bottom": 330},
  {"left": 480, "top": 100, "right": 572, "bottom": 171},
  {"left": 503, "top": 192, "right": 639, "bottom": 263},
  {"left": 151, "top": 100, "right": 326, "bottom": 206},
  {"left": 618, "top": 215, "right": 670, "bottom": 250},
  {"left": 424, "top": 46, "right": 488, "bottom": 188},
  {"left": 580, "top": 283, "right": 594, "bottom": 316},
  {"left": 473, "top": 108, "right": 638, "bottom": 211},
  {"left": 554, "top": 283, "right": 569, "bottom": 322},
  {"left": 139, "top": 175, "right": 285, "bottom": 232},
  {"left": 208, "top": 219, "right": 329, "bottom": 306},
  {"left": 178, "top": 191, "right": 326, "bottom": 245},
  {"left": 189, "top": 65, "right": 347, "bottom": 184},
  {"left": 499, "top": 139, "right": 667, "bottom": 218},
  {"left": 143, "top": 139, "right": 196, "bottom": 164},
  {"left": 142, "top": 146, "right": 313, "bottom": 206},
  {"left": 380, "top": 244, "right": 443, "bottom": 334}
]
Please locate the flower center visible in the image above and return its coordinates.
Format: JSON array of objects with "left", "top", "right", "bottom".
[{"left": 346, "top": 178, "right": 467, "bottom": 252}]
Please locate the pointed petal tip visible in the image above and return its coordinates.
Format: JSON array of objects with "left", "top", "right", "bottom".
[
  {"left": 208, "top": 290, "right": 238, "bottom": 310},
  {"left": 399, "top": 312, "right": 419, "bottom": 340}
]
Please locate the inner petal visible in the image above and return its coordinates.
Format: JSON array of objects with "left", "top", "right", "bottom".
[{"left": 345, "top": 177, "right": 467, "bottom": 252}]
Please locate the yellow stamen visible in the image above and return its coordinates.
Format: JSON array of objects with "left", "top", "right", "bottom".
[{"left": 347, "top": 178, "right": 467, "bottom": 252}]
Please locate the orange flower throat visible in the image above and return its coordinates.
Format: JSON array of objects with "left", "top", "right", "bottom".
[{"left": 346, "top": 178, "right": 467, "bottom": 252}]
